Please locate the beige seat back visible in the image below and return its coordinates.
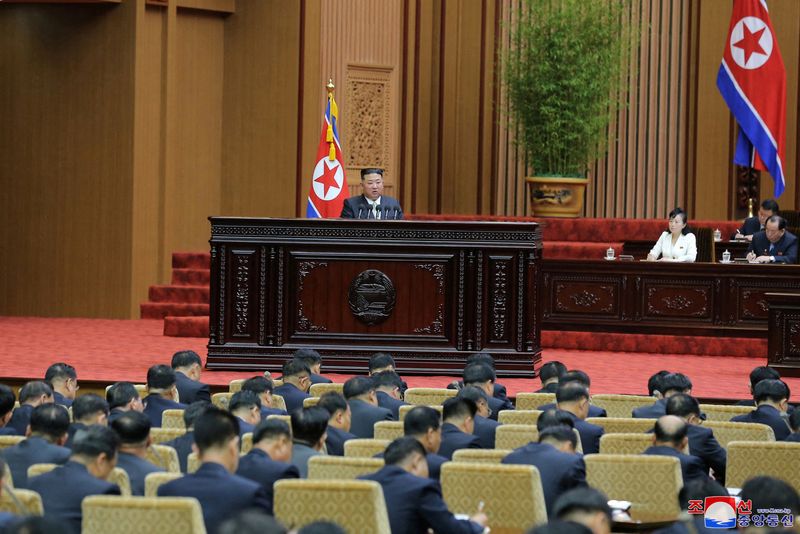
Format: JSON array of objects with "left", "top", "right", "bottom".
[
  {"left": 497, "top": 410, "right": 542, "bottom": 425},
  {"left": 591, "top": 394, "right": 655, "bottom": 418},
  {"left": 726, "top": 441, "right": 800, "bottom": 493},
  {"left": 699, "top": 403, "right": 755, "bottom": 422},
  {"left": 452, "top": 449, "right": 512, "bottom": 464},
  {"left": 703, "top": 421, "right": 775, "bottom": 448},
  {"left": 145, "top": 444, "right": 181, "bottom": 473},
  {"left": 374, "top": 421, "right": 404, "bottom": 441},
  {"left": 515, "top": 392, "right": 555, "bottom": 411},
  {"left": 187, "top": 453, "right": 201, "bottom": 474},
  {"left": 82, "top": 495, "right": 207, "bottom": 534},
  {"left": 309, "top": 383, "right": 344, "bottom": 397},
  {"left": 144, "top": 472, "right": 183, "bottom": 497},
  {"left": 495, "top": 424, "right": 538, "bottom": 450},
  {"left": 149, "top": 428, "right": 186, "bottom": 445},
  {"left": 599, "top": 433, "right": 653, "bottom": 455},
  {"left": 404, "top": 388, "right": 457, "bottom": 405},
  {"left": 586, "top": 417, "right": 654, "bottom": 434},
  {"left": 344, "top": 439, "right": 390, "bottom": 458},
  {"left": 307, "top": 456, "right": 384, "bottom": 480},
  {"left": 0, "top": 436, "right": 25, "bottom": 451},
  {"left": 211, "top": 392, "right": 232, "bottom": 410},
  {"left": 0, "top": 488, "right": 43, "bottom": 516},
  {"left": 161, "top": 409, "right": 186, "bottom": 430},
  {"left": 228, "top": 379, "right": 246, "bottom": 393},
  {"left": 241, "top": 432, "right": 254, "bottom": 454},
  {"left": 303, "top": 397, "right": 320, "bottom": 408},
  {"left": 272, "top": 394, "right": 287, "bottom": 412},
  {"left": 399, "top": 404, "right": 442, "bottom": 421},
  {"left": 28, "top": 464, "right": 132, "bottom": 497}
]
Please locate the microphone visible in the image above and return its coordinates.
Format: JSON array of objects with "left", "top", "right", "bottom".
[
  {"left": 357, "top": 207, "right": 364, "bottom": 219},
  {"left": 375, "top": 205, "right": 383, "bottom": 220},
  {"left": 392, "top": 207, "right": 399, "bottom": 220}
]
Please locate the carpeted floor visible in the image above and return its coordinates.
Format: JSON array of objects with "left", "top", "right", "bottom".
[{"left": 1, "top": 316, "right": 796, "bottom": 402}]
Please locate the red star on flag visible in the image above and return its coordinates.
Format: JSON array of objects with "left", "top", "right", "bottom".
[
  {"left": 315, "top": 161, "right": 339, "bottom": 197},
  {"left": 733, "top": 23, "right": 766, "bottom": 65}
]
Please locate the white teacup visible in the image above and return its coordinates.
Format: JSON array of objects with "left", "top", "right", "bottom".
[{"left": 606, "top": 247, "right": 615, "bottom": 260}]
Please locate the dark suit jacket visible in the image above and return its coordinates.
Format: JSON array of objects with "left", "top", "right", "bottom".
[
  {"left": 174, "top": 371, "right": 211, "bottom": 404},
  {"left": 473, "top": 415, "right": 500, "bottom": 449},
  {"left": 535, "top": 382, "right": 559, "bottom": 394},
  {"left": 348, "top": 399, "right": 393, "bottom": 438},
  {"left": 309, "top": 373, "right": 332, "bottom": 385},
  {"left": 686, "top": 424, "right": 727, "bottom": 484},
  {"left": 644, "top": 446, "right": 709, "bottom": 484},
  {"left": 236, "top": 448, "right": 300, "bottom": 515},
  {"left": 158, "top": 461, "right": 270, "bottom": 534},
  {"left": 340, "top": 195, "right": 404, "bottom": 220},
  {"left": 632, "top": 399, "right": 668, "bottom": 419},
  {"left": 65, "top": 422, "right": 88, "bottom": 449},
  {"left": 426, "top": 452, "right": 448, "bottom": 481},
  {"left": 142, "top": 394, "right": 187, "bottom": 429},
  {"left": 272, "top": 383, "right": 310, "bottom": 413},
  {"left": 0, "top": 426, "right": 18, "bottom": 436},
  {"left": 29, "top": 460, "right": 121, "bottom": 534},
  {"left": 438, "top": 423, "right": 481, "bottom": 460},
  {"left": 538, "top": 402, "right": 607, "bottom": 418},
  {"left": 502, "top": 442, "right": 587, "bottom": 514},
  {"left": 488, "top": 395, "right": 515, "bottom": 421},
  {"left": 325, "top": 425, "right": 357, "bottom": 456},
  {"left": 1, "top": 436, "right": 71, "bottom": 488},
  {"left": 360, "top": 466, "right": 482, "bottom": 534},
  {"left": 566, "top": 413, "right": 604, "bottom": 455},
  {"left": 748, "top": 230, "right": 799, "bottom": 263},
  {"left": 115, "top": 452, "right": 164, "bottom": 496},
  {"left": 0, "top": 511, "right": 16, "bottom": 530},
  {"left": 731, "top": 404, "right": 791, "bottom": 440},
  {"left": 236, "top": 417, "right": 256, "bottom": 439},
  {"left": 53, "top": 391, "right": 73, "bottom": 408},
  {"left": 260, "top": 406, "right": 288, "bottom": 420},
  {"left": 785, "top": 432, "right": 800, "bottom": 442},
  {"left": 376, "top": 391, "right": 407, "bottom": 420},
  {"left": 7, "top": 404, "right": 33, "bottom": 436},
  {"left": 164, "top": 431, "right": 194, "bottom": 473},
  {"left": 734, "top": 216, "right": 762, "bottom": 238}
]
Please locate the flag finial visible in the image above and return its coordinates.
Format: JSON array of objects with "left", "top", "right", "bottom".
[{"left": 327, "top": 79, "right": 335, "bottom": 93}]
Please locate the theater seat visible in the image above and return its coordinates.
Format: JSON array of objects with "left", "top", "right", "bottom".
[
  {"left": 515, "top": 393, "right": 555, "bottom": 411},
  {"left": 373, "top": 421, "right": 404, "bottom": 441},
  {"left": 144, "top": 472, "right": 183, "bottom": 497},
  {"left": 344, "top": 439, "right": 390, "bottom": 458},
  {"left": 590, "top": 394, "right": 654, "bottom": 419},
  {"left": 452, "top": 449, "right": 512, "bottom": 464},
  {"left": 145, "top": 444, "right": 180, "bottom": 473},
  {"left": 599, "top": 433, "right": 653, "bottom": 455},
  {"left": 702, "top": 421, "right": 775, "bottom": 448},
  {"left": 82, "top": 495, "right": 206, "bottom": 534},
  {"left": 726, "top": 441, "right": 800, "bottom": 493},
  {"left": 309, "top": 383, "right": 344, "bottom": 397},
  {"left": 0, "top": 488, "right": 43, "bottom": 516},
  {"left": 497, "top": 410, "right": 542, "bottom": 426},
  {"left": 495, "top": 425, "right": 538, "bottom": 450},
  {"left": 404, "top": 388, "right": 457, "bottom": 405},
  {"left": 307, "top": 456, "right": 383, "bottom": 480},
  {"left": 399, "top": 404, "right": 442, "bottom": 421}
]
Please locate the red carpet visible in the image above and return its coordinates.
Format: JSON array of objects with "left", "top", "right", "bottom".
[{"left": 1, "top": 317, "right": 796, "bottom": 402}]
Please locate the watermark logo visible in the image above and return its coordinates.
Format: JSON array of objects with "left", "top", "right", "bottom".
[{"left": 688, "top": 497, "right": 793, "bottom": 529}]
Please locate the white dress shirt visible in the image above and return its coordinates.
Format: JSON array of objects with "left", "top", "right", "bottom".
[
  {"left": 648, "top": 231, "right": 697, "bottom": 262},
  {"left": 367, "top": 196, "right": 382, "bottom": 219}
]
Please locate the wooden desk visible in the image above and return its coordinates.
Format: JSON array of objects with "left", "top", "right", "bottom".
[
  {"left": 622, "top": 240, "right": 750, "bottom": 262},
  {"left": 766, "top": 292, "right": 800, "bottom": 377}
]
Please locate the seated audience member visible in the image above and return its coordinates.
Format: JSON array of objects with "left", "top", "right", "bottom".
[
  {"left": 665, "top": 393, "right": 726, "bottom": 484},
  {"left": 650, "top": 478, "right": 729, "bottom": 534},
  {"left": 538, "top": 370, "right": 607, "bottom": 418},
  {"left": 0, "top": 459, "right": 15, "bottom": 529},
  {"left": 537, "top": 409, "right": 576, "bottom": 431},
  {"left": 448, "top": 353, "right": 512, "bottom": 402},
  {"left": 7, "top": 381, "right": 54, "bottom": 436},
  {"left": 730, "top": 379, "right": 792, "bottom": 440},
  {"left": 164, "top": 401, "right": 208, "bottom": 473},
  {"left": 502, "top": 425, "right": 587, "bottom": 515},
  {"left": 316, "top": 392, "right": 356, "bottom": 456},
  {"left": 457, "top": 386, "right": 500, "bottom": 448},
  {"left": 292, "top": 349, "right": 332, "bottom": 385},
  {"left": 106, "top": 381, "right": 144, "bottom": 424},
  {"left": 555, "top": 383, "right": 604, "bottom": 454},
  {"left": 747, "top": 215, "right": 798, "bottom": 264},
  {"left": 646, "top": 370, "right": 672, "bottom": 400},
  {"left": 734, "top": 198, "right": 779, "bottom": 241},
  {"left": 229, "top": 390, "right": 262, "bottom": 438},
  {"left": 403, "top": 406, "right": 448, "bottom": 481},
  {"left": 646, "top": 207, "right": 697, "bottom": 262},
  {"left": 66, "top": 394, "right": 109, "bottom": 448},
  {"left": 536, "top": 361, "right": 568, "bottom": 394},
  {"left": 0, "top": 385, "right": 17, "bottom": 436},
  {"left": 552, "top": 487, "right": 612, "bottom": 534},
  {"left": 372, "top": 371, "right": 408, "bottom": 420},
  {"left": 740, "top": 476, "right": 800, "bottom": 519},
  {"left": 110, "top": 411, "right": 163, "bottom": 496},
  {"left": 241, "top": 376, "right": 287, "bottom": 418},
  {"left": 44, "top": 363, "right": 78, "bottom": 408},
  {"left": 158, "top": 407, "right": 270, "bottom": 532},
  {"left": 171, "top": 350, "right": 211, "bottom": 404},
  {"left": 644, "top": 416, "right": 709, "bottom": 483},
  {"left": 735, "top": 365, "right": 781, "bottom": 407},
  {"left": 463, "top": 363, "right": 513, "bottom": 420},
  {"left": 7, "top": 517, "right": 67, "bottom": 533},
  {"left": 360, "top": 437, "right": 487, "bottom": 534},
  {"left": 2, "top": 404, "right": 71, "bottom": 488},
  {"left": 273, "top": 359, "right": 312, "bottom": 413},
  {"left": 289, "top": 406, "right": 328, "bottom": 478},
  {"left": 786, "top": 410, "right": 800, "bottom": 442},
  {"left": 368, "top": 352, "right": 408, "bottom": 394},
  {"left": 236, "top": 418, "right": 299, "bottom": 515},
  {"left": 29, "top": 425, "right": 121, "bottom": 534},
  {"left": 633, "top": 372, "right": 692, "bottom": 419},
  {"left": 142, "top": 364, "right": 188, "bottom": 428},
  {"left": 343, "top": 376, "right": 393, "bottom": 438},
  {"left": 218, "top": 510, "right": 288, "bottom": 534},
  {"left": 437, "top": 398, "right": 481, "bottom": 460}
]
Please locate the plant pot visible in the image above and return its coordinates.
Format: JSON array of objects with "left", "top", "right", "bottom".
[{"left": 526, "top": 176, "right": 589, "bottom": 218}]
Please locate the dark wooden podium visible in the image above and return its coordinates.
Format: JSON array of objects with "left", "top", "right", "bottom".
[{"left": 206, "top": 217, "right": 542, "bottom": 377}]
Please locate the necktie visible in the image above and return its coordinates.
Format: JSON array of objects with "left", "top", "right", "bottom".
[{"left": 769, "top": 243, "right": 775, "bottom": 254}]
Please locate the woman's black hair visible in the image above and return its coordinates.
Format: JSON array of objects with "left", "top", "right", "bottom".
[{"left": 668, "top": 207, "right": 690, "bottom": 235}]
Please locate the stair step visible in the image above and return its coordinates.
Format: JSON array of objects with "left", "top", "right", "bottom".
[
  {"left": 164, "top": 316, "right": 209, "bottom": 338},
  {"left": 171, "top": 268, "right": 211, "bottom": 286},
  {"left": 172, "top": 252, "right": 210, "bottom": 269},
  {"left": 148, "top": 285, "right": 209, "bottom": 304},
  {"left": 140, "top": 303, "right": 210, "bottom": 320}
]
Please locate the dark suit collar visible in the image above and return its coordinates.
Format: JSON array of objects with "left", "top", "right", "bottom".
[
  {"left": 442, "top": 422, "right": 465, "bottom": 434},
  {"left": 755, "top": 403, "right": 782, "bottom": 416},
  {"left": 196, "top": 461, "right": 230, "bottom": 476},
  {"left": 246, "top": 448, "right": 270, "bottom": 460},
  {"left": 647, "top": 445, "right": 684, "bottom": 457}
]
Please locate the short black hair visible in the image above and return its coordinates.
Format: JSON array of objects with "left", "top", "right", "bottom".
[
  {"left": 384, "top": 436, "right": 425, "bottom": 465},
  {"left": 556, "top": 382, "right": 589, "bottom": 404},
  {"left": 648, "top": 370, "right": 671, "bottom": 396},
  {"left": 72, "top": 394, "right": 109, "bottom": 422},
  {"left": 44, "top": 363, "right": 77, "bottom": 386},
  {"left": 106, "top": 382, "right": 140, "bottom": 410},
  {"left": 291, "top": 407, "right": 329, "bottom": 445},
  {"left": 229, "top": 390, "right": 261, "bottom": 413},
  {"left": 466, "top": 352, "right": 496, "bottom": 369},
  {"left": 72, "top": 425, "right": 120, "bottom": 459},
  {"left": 0, "top": 384, "right": 16, "bottom": 419},
  {"left": 741, "top": 476, "right": 800, "bottom": 515},
  {"left": 218, "top": 510, "right": 288, "bottom": 534},
  {"left": 372, "top": 371, "right": 404, "bottom": 391},
  {"left": 653, "top": 417, "right": 688, "bottom": 446},
  {"left": 558, "top": 370, "right": 591, "bottom": 387},
  {"left": 360, "top": 168, "right": 384, "bottom": 180},
  {"left": 749, "top": 366, "right": 781, "bottom": 390},
  {"left": 403, "top": 406, "right": 441, "bottom": 436},
  {"left": 665, "top": 393, "right": 702, "bottom": 419},
  {"left": 242, "top": 376, "right": 274, "bottom": 395},
  {"left": 19, "top": 381, "right": 53, "bottom": 403},
  {"left": 539, "top": 361, "right": 568, "bottom": 384},
  {"left": 668, "top": 207, "right": 689, "bottom": 233},
  {"left": 368, "top": 353, "right": 395, "bottom": 372},
  {"left": 171, "top": 350, "right": 202, "bottom": 369},
  {"left": 538, "top": 425, "right": 577, "bottom": 448},
  {"left": 316, "top": 392, "right": 348, "bottom": 416},
  {"left": 343, "top": 376, "right": 375, "bottom": 399},
  {"left": 147, "top": 364, "right": 177, "bottom": 390},
  {"left": 30, "top": 404, "right": 70, "bottom": 441},
  {"left": 678, "top": 478, "right": 728, "bottom": 511},
  {"left": 762, "top": 199, "right": 780, "bottom": 213},
  {"left": 660, "top": 373, "right": 692, "bottom": 395},
  {"left": 767, "top": 214, "right": 787, "bottom": 230},
  {"left": 298, "top": 522, "right": 347, "bottom": 534},
  {"left": 553, "top": 487, "right": 612, "bottom": 522},
  {"left": 537, "top": 409, "right": 575, "bottom": 431},
  {"left": 442, "top": 397, "right": 477, "bottom": 422},
  {"left": 528, "top": 520, "right": 593, "bottom": 534},
  {"left": 457, "top": 385, "right": 489, "bottom": 406},
  {"left": 110, "top": 411, "right": 151, "bottom": 445},
  {"left": 754, "top": 379, "right": 790, "bottom": 403},
  {"left": 253, "top": 418, "right": 292, "bottom": 445},
  {"left": 184, "top": 401, "right": 210, "bottom": 428},
  {"left": 194, "top": 407, "right": 240, "bottom": 452},
  {"left": 292, "top": 349, "right": 322, "bottom": 366},
  {"left": 281, "top": 359, "right": 311, "bottom": 379},
  {"left": 463, "top": 363, "right": 495, "bottom": 385}
]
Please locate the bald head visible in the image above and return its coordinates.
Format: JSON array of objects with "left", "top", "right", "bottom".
[{"left": 653, "top": 415, "right": 689, "bottom": 451}]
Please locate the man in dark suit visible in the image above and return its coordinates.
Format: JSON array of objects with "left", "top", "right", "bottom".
[
  {"left": 7, "top": 381, "right": 54, "bottom": 436},
  {"left": 164, "top": 401, "right": 208, "bottom": 473},
  {"left": 110, "top": 411, "right": 163, "bottom": 495},
  {"left": 292, "top": 349, "right": 332, "bottom": 385},
  {"left": 633, "top": 372, "right": 693, "bottom": 419},
  {"left": 538, "top": 370, "right": 607, "bottom": 418},
  {"left": 171, "top": 350, "right": 211, "bottom": 404},
  {"left": 644, "top": 416, "right": 710, "bottom": 484},
  {"left": 29, "top": 425, "right": 121, "bottom": 534},
  {"left": 66, "top": 394, "right": 109, "bottom": 449},
  {"left": 787, "top": 410, "right": 800, "bottom": 442},
  {"left": 289, "top": 407, "right": 329, "bottom": 478},
  {"left": 236, "top": 418, "right": 299, "bottom": 515},
  {"left": 2, "top": 404, "right": 71, "bottom": 488},
  {"left": 536, "top": 361, "right": 568, "bottom": 394},
  {"left": 240, "top": 376, "right": 287, "bottom": 419},
  {"left": 360, "top": 437, "right": 486, "bottom": 534},
  {"left": 735, "top": 366, "right": 781, "bottom": 407},
  {"left": 373, "top": 371, "right": 408, "bottom": 420},
  {"left": 463, "top": 363, "right": 514, "bottom": 420},
  {"left": 555, "top": 382, "right": 604, "bottom": 454},
  {"left": 368, "top": 353, "right": 409, "bottom": 395},
  {"left": 273, "top": 359, "right": 312, "bottom": 413},
  {"left": 457, "top": 386, "right": 499, "bottom": 449},
  {"left": 142, "top": 365, "right": 188, "bottom": 428},
  {"left": 552, "top": 487, "right": 613, "bottom": 534},
  {"left": 158, "top": 407, "right": 270, "bottom": 532},
  {"left": 317, "top": 392, "right": 356, "bottom": 456},
  {"left": 447, "top": 353, "right": 513, "bottom": 404},
  {"left": 403, "top": 406, "right": 449, "bottom": 481},
  {"left": 438, "top": 398, "right": 481, "bottom": 460},
  {"left": 747, "top": 215, "right": 798, "bottom": 264},
  {"left": 44, "top": 362, "right": 79, "bottom": 408},
  {"left": 106, "top": 381, "right": 145, "bottom": 425},
  {"left": 731, "top": 379, "right": 792, "bottom": 440},
  {"left": 0, "top": 385, "right": 18, "bottom": 436},
  {"left": 733, "top": 198, "right": 779, "bottom": 240},
  {"left": 340, "top": 168, "right": 404, "bottom": 220},
  {"left": 343, "top": 376, "right": 393, "bottom": 439},
  {"left": 502, "top": 425, "right": 587, "bottom": 515},
  {"left": 229, "top": 391, "right": 261, "bottom": 438},
  {"left": 665, "top": 394, "right": 727, "bottom": 484}
]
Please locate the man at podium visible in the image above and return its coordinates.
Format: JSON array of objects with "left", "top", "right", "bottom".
[{"left": 340, "top": 168, "right": 404, "bottom": 220}]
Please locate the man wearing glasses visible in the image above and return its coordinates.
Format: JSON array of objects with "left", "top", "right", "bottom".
[
  {"left": 272, "top": 359, "right": 312, "bottom": 413},
  {"left": 45, "top": 362, "right": 79, "bottom": 408}
]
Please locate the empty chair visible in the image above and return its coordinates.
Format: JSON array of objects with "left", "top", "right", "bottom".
[
  {"left": 307, "top": 456, "right": 384, "bottom": 480},
  {"left": 452, "top": 449, "right": 512, "bottom": 464},
  {"left": 441, "top": 462, "right": 547, "bottom": 531},
  {"left": 228, "top": 379, "right": 246, "bottom": 393},
  {"left": 399, "top": 404, "right": 442, "bottom": 421},
  {"left": 586, "top": 454, "right": 682, "bottom": 521},
  {"left": 699, "top": 403, "right": 755, "bottom": 422},
  {"left": 404, "top": 388, "right": 457, "bottom": 406},
  {"left": 82, "top": 495, "right": 206, "bottom": 534},
  {"left": 498, "top": 410, "right": 542, "bottom": 426},
  {"left": 703, "top": 421, "right": 775, "bottom": 448},
  {"left": 344, "top": 439, "right": 390, "bottom": 458},
  {"left": 211, "top": 393, "right": 232, "bottom": 410},
  {"left": 515, "top": 393, "right": 555, "bottom": 411},
  {"left": 303, "top": 397, "right": 320, "bottom": 408},
  {"left": 144, "top": 472, "right": 183, "bottom": 497},
  {"left": 586, "top": 417, "right": 654, "bottom": 434},
  {"left": 0, "top": 488, "right": 43, "bottom": 516},
  {"left": 309, "top": 383, "right": 344, "bottom": 397},
  {"left": 495, "top": 425, "right": 538, "bottom": 450},
  {"left": 591, "top": 394, "right": 655, "bottom": 418},
  {"left": 599, "top": 433, "right": 653, "bottom": 455},
  {"left": 161, "top": 409, "right": 186, "bottom": 430},
  {"left": 274, "top": 479, "right": 390, "bottom": 533},
  {"left": 726, "top": 441, "right": 800, "bottom": 493},
  {"left": 145, "top": 444, "right": 180, "bottom": 473},
  {"left": 374, "top": 421, "right": 404, "bottom": 441},
  {"left": 149, "top": 428, "right": 186, "bottom": 445}
]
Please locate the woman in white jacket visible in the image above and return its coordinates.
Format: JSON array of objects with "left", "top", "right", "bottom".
[{"left": 647, "top": 207, "right": 697, "bottom": 262}]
